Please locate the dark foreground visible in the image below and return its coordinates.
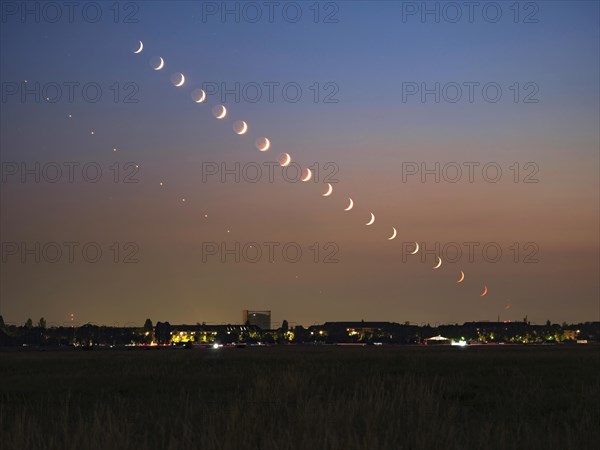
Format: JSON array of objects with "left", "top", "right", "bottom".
[{"left": 1, "top": 346, "right": 598, "bottom": 450}]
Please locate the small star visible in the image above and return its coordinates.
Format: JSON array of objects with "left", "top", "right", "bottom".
[
  {"left": 135, "top": 164, "right": 139, "bottom": 168},
  {"left": 159, "top": 182, "right": 164, "bottom": 187},
  {"left": 182, "top": 198, "right": 186, "bottom": 202},
  {"left": 227, "top": 229, "right": 230, "bottom": 233},
  {"left": 68, "top": 114, "right": 72, "bottom": 118},
  {"left": 204, "top": 214, "right": 208, "bottom": 218},
  {"left": 90, "top": 131, "right": 95, "bottom": 135},
  {"left": 24, "top": 80, "right": 27, "bottom": 83},
  {"left": 113, "top": 148, "right": 117, "bottom": 152}
]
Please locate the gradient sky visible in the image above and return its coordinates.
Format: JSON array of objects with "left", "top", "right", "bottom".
[{"left": 1, "top": 1, "right": 598, "bottom": 327}]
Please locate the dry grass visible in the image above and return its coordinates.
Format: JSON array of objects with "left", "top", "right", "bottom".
[{"left": 0, "top": 346, "right": 598, "bottom": 450}]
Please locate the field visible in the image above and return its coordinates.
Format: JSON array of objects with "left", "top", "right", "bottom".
[{"left": 1, "top": 345, "right": 598, "bottom": 450}]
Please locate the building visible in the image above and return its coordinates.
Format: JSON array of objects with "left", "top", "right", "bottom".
[
  {"left": 243, "top": 310, "right": 271, "bottom": 330},
  {"left": 424, "top": 335, "right": 451, "bottom": 345}
]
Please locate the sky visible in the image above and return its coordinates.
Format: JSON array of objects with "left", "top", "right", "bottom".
[{"left": 1, "top": 1, "right": 598, "bottom": 327}]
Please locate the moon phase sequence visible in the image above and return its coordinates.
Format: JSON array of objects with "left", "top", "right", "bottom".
[{"left": 135, "top": 42, "right": 496, "bottom": 303}]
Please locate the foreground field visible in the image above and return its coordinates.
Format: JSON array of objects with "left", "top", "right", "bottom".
[{"left": 0, "top": 346, "right": 598, "bottom": 450}]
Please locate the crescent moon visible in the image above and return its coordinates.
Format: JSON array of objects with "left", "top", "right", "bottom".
[
  {"left": 234, "top": 121, "right": 248, "bottom": 135},
  {"left": 174, "top": 73, "right": 185, "bottom": 87},
  {"left": 344, "top": 198, "right": 354, "bottom": 211},
  {"left": 480, "top": 285, "right": 488, "bottom": 297},
  {"left": 457, "top": 271, "right": 465, "bottom": 283},
  {"left": 192, "top": 89, "right": 206, "bottom": 103},
  {"left": 153, "top": 57, "right": 165, "bottom": 71},
  {"left": 388, "top": 227, "right": 397, "bottom": 240},
  {"left": 213, "top": 105, "right": 227, "bottom": 119},
  {"left": 301, "top": 168, "right": 312, "bottom": 182},
  {"left": 322, "top": 183, "right": 333, "bottom": 197},
  {"left": 279, "top": 153, "right": 291, "bottom": 167},
  {"left": 256, "top": 137, "right": 270, "bottom": 152},
  {"left": 433, "top": 256, "right": 442, "bottom": 269},
  {"left": 366, "top": 212, "right": 375, "bottom": 226},
  {"left": 133, "top": 40, "right": 143, "bottom": 54},
  {"left": 410, "top": 242, "right": 419, "bottom": 255}
]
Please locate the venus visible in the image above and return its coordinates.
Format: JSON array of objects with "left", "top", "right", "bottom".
[
  {"left": 433, "top": 256, "right": 442, "bottom": 269},
  {"left": 457, "top": 271, "right": 465, "bottom": 283},
  {"left": 322, "top": 183, "right": 333, "bottom": 197}
]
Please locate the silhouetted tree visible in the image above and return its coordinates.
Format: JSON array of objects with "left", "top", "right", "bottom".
[
  {"left": 25, "top": 318, "right": 33, "bottom": 328},
  {"left": 38, "top": 317, "right": 46, "bottom": 329},
  {"left": 143, "top": 318, "right": 153, "bottom": 332},
  {"left": 0, "top": 315, "right": 5, "bottom": 330},
  {"left": 281, "top": 320, "right": 289, "bottom": 332}
]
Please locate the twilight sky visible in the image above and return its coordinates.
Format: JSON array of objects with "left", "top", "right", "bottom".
[{"left": 1, "top": 1, "right": 598, "bottom": 327}]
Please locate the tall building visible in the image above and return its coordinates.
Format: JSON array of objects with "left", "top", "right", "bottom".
[{"left": 243, "top": 310, "right": 271, "bottom": 330}]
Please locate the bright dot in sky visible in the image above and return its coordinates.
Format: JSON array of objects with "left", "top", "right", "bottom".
[
  {"left": 113, "top": 148, "right": 117, "bottom": 152},
  {"left": 159, "top": 182, "right": 164, "bottom": 187},
  {"left": 182, "top": 198, "right": 186, "bottom": 202},
  {"left": 68, "top": 114, "right": 72, "bottom": 118},
  {"left": 24, "top": 80, "right": 27, "bottom": 83},
  {"left": 204, "top": 214, "right": 208, "bottom": 218},
  {"left": 135, "top": 165, "right": 139, "bottom": 168},
  {"left": 227, "top": 230, "right": 230, "bottom": 233},
  {"left": 90, "top": 131, "right": 95, "bottom": 135}
]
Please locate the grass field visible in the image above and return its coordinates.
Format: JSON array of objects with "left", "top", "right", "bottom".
[{"left": 0, "top": 345, "right": 598, "bottom": 450}]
